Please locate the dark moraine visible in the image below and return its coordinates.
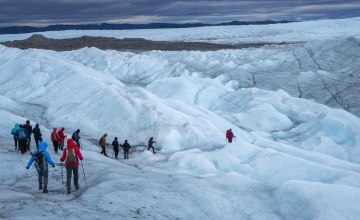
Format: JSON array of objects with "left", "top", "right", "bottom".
[{"left": 1, "top": 34, "right": 285, "bottom": 52}]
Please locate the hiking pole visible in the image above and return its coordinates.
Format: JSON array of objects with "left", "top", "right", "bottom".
[
  {"left": 60, "top": 162, "right": 65, "bottom": 194},
  {"left": 61, "top": 162, "right": 64, "bottom": 186},
  {"left": 80, "top": 160, "right": 88, "bottom": 189}
]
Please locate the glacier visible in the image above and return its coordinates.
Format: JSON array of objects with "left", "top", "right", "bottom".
[{"left": 0, "top": 17, "right": 360, "bottom": 219}]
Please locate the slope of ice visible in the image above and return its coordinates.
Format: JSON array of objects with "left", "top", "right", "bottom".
[{"left": 61, "top": 36, "right": 360, "bottom": 117}]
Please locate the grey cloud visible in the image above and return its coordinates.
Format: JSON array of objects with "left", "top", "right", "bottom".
[{"left": 0, "top": 0, "right": 359, "bottom": 27}]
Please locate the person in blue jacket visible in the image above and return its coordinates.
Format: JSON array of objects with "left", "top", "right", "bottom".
[
  {"left": 73, "top": 129, "right": 81, "bottom": 149},
  {"left": 122, "top": 140, "right": 131, "bottom": 159},
  {"left": 15, "top": 124, "right": 30, "bottom": 154},
  {"left": 26, "top": 142, "right": 55, "bottom": 193}
]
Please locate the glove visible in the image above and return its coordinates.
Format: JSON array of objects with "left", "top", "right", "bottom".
[{"left": 26, "top": 167, "right": 29, "bottom": 169}]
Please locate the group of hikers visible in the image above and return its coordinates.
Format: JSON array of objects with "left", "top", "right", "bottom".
[
  {"left": 10, "top": 120, "right": 159, "bottom": 194},
  {"left": 99, "top": 134, "right": 157, "bottom": 159},
  {"left": 11, "top": 120, "right": 37, "bottom": 154},
  {"left": 11, "top": 120, "right": 234, "bottom": 194}
]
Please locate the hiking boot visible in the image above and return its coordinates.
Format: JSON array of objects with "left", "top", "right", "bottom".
[
  {"left": 75, "top": 184, "right": 80, "bottom": 190},
  {"left": 39, "top": 183, "right": 42, "bottom": 190},
  {"left": 43, "top": 187, "right": 48, "bottom": 193},
  {"left": 15, "top": 147, "right": 17, "bottom": 150},
  {"left": 67, "top": 188, "right": 71, "bottom": 194}
]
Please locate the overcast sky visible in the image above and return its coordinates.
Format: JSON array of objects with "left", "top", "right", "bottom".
[{"left": 1, "top": 0, "right": 360, "bottom": 27}]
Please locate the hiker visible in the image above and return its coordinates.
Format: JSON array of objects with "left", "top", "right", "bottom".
[
  {"left": 226, "top": 129, "right": 236, "bottom": 143},
  {"left": 112, "top": 137, "right": 120, "bottom": 159},
  {"left": 60, "top": 138, "right": 83, "bottom": 194},
  {"left": 147, "top": 137, "right": 156, "bottom": 154},
  {"left": 23, "top": 120, "right": 33, "bottom": 151},
  {"left": 122, "top": 140, "right": 131, "bottom": 159},
  {"left": 32, "top": 123, "right": 43, "bottom": 149},
  {"left": 11, "top": 123, "right": 19, "bottom": 150},
  {"left": 26, "top": 141, "right": 56, "bottom": 193},
  {"left": 51, "top": 128, "right": 60, "bottom": 153},
  {"left": 99, "top": 133, "right": 109, "bottom": 157},
  {"left": 73, "top": 129, "right": 81, "bottom": 148},
  {"left": 58, "top": 127, "right": 66, "bottom": 150},
  {"left": 16, "top": 124, "right": 30, "bottom": 154}
]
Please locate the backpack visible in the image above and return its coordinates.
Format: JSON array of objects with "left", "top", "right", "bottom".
[
  {"left": 72, "top": 133, "right": 75, "bottom": 140},
  {"left": 226, "top": 130, "right": 232, "bottom": 138},
  {"left": 51, "top": 132, "right": 57, "bottom": 141},
  {"left": 32, "top": 150, "right": 47, "bottom": 172},
  {"left": 18, "top": 129, "right": 27, "bottom": 139},
  {"left": 99, "top": 137, "right": 102, "bottom": 145},
  {"left": 66, "top": 148, "right": 76, "bottom": 164},
  {"left": 58, "top": 131, "right": 62, "bottom": 140},
  {"left": 112, "top": 140, "right": 119, "bottom": 148}
]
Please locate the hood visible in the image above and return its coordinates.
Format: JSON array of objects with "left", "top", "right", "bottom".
[
  {"left": 103, "top": 133, "right": 107, "bottom": 137},
  {"left": 60, "top": 127, "right": 65, "bottom": 131},
  {"left": 67, "top": 138, "right": 77, "bottom": 148},
  {"left": 38, "top": 142, "right": 48, "bottom": 151},
  {"left": 35, "top": 123, "right": 39, "bottom": 128},
  {"left": 53, "top": 128, "right": 57, "bottom": 132},
  {"left": 11, "top": 124, "right": 19, "bottom": 133}
]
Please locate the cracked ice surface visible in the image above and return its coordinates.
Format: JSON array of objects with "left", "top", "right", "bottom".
[
  {"left": 61, "top": 36, "right": 360, "bottom": 116},
  {"left": 1, "top": 17, "right": 360, "bottom": 219}
]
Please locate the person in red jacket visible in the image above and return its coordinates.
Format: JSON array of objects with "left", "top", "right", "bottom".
[
  {"left": 60, "top": 138, "right": 83, "bottom": 194},
  {"left": 226, "top": 129, "right": 236, "bottom": 143},
  {"left": 51, "top": 128, "right": 61, "bottom": 153},
  {"left": 58, "top": 127, "right": 66, "bottom": 151}
]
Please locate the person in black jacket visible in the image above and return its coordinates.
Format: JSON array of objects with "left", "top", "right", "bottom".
[
  {"left": 147, "top": 137, "right": 156, "bottom": 154},
  {"left": 23, "top": 120, "right": 33, "bottom": 151},
  {"left": 32, "top": 123, "right": 43, "bottom": 149},
  {"left": 122, "top": 140, "right": 131, "bottom": 159},
  {"left": 112, "top": 137, "right": 121, "bottom": 159}
]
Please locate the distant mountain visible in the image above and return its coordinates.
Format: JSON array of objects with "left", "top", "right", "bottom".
[{"left": 0, "top": 21, "right": 295, "bottom": 35}]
